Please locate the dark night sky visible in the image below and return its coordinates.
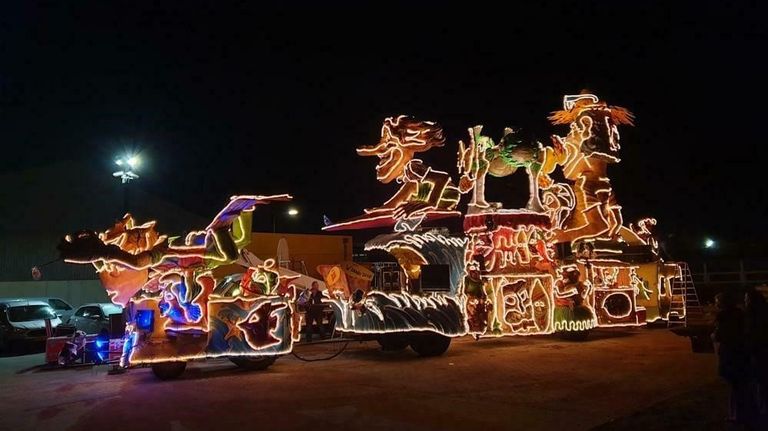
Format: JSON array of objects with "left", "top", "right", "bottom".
[{"left": 1, "top": 2, "right": 767, "bottom": 254}]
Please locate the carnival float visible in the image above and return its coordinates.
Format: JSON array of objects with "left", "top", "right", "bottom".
[
  {"left": 58, "top": 195, "right": 303, "bottom": 378},
  {"left": 57, "top": 92, "right": 688, "bottom": 379},
  {"left": 322, "top": 92, "right": 684, "bottom": 348}
]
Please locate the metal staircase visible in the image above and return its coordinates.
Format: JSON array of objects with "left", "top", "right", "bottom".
[{"left": 668, "top": 262, "right": 704, "bottom": 326}]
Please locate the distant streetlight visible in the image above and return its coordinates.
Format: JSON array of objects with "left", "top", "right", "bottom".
[
  {"left": 113, "top": 153, "right": 141, "bottom": 214},
  {"left": 113, "top": 154, "right": 140, "bottom": 184},
  {"left": 704, "top": 238, "right": 716, "bottom": 249},
  {"left": 273, "top": 207, "right": 299, "bottom": 232}
]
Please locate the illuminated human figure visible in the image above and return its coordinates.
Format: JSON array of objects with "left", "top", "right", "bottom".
[
  {"left": 357, "top": 115, "right": 460, "bottom": 220},
  {"left": 538, "top": 93, "right": 639, "bottom": 246},
  {"left": 463, "top": 262, "right": 492, "bottom": 334},
  {"left": 553, "top": 267, "right": 595, "bottom": 331}
]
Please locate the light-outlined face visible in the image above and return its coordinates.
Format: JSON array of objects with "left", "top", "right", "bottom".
[
  {"left": 574, "top": 107, "right": 622, "bottom": 162},
  {"left": 100, "top": 214, "right": 166, "bottom": 254},
  {"left": 549, "top": 94, "right": 634, "bottom": 163},
  {"left": 357, "top": 115, "right": 445, "bottom": 184}
]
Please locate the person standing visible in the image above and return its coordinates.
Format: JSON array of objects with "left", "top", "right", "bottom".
[
  {"left": 744, "top": 288, "right": 768, "bottom": 427},
  {"left": 304, "top": 281, "right": 326, "bottom": 342},
  {"left": 712, "top": 291, "right": 749, "bottom": 425}
]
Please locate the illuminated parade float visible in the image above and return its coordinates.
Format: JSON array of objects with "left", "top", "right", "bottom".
[
  {"left": 323, "top": 93, "right": 685, "bottom": 344},
  {"left": 58, "top": 195, "right": 303, "bottom": 378},
  {"left": 58, "top": 92, "right": 688, "bottom": 378}
]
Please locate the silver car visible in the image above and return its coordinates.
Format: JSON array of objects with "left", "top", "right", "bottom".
[
  {"left": 68, "top": 303, "right": 123, "bottom": 335},
  {"left": 26, "top": 297, "right": 75, "bottom": 323},
  {"left": 0, "top": 299, "right": 62, "bottom": 354}
]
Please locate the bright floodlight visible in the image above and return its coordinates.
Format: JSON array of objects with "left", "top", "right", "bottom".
[
  {"left": 127, "top": 155, "right": 140, "bottom": 168},
  {"left": 113, "top": 154, "right": 141, "bottom": 184},
  {"left": 704, "top": 238, "right": 716, "bottom": 249},
  {"left": 287, "top": 208, "right": 299, "bottom": 216}
]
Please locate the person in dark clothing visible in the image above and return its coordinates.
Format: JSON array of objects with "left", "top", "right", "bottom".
[
  {"left": 304, "top": 281, "right": 326, "bottom": 342},
  {"left": 712, "top": 291, "right": 749, "bottom": 424},
  {"left": 744, "top": 288, "right": 768, "bottom": 426}
]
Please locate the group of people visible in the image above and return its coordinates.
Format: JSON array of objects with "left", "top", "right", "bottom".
[{"left": 712, "top": 287, "right": 768, "bottom": 428}]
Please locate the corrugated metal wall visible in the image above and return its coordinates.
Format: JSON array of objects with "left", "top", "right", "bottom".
[
  {"left": 0, "top": 234, "right": 97, "bottom": 282},
  {"left": 0, "top": 280, "right": 109, "bottom": 308}
]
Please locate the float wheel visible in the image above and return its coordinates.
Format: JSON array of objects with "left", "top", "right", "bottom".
[
  {"left": 409, "top": 332, "right": 451, "bottom": 357},
  {"left": 151, "top": 361, "right": 187, "bottom": 380}
]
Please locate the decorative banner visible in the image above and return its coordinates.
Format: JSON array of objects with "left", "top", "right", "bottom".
[
  {"left": 317, "top": 261, "right": 374, "bottom": 299},
  {"left": 342, "top": 261, "right": 373, "bottom": 282},
  {"left": 317, "top": 264, "right": 350, "bottom": 298}
]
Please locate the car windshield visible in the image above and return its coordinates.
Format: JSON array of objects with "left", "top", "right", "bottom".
[
  {"left": 102, "top": 304, "right": 122, "bottom": 315},
  {"left": 49, "top": 299, "right": 72, "bottom": 311},
  {"left": 7, "top": 305, "right": 57, "bottom": 322}
]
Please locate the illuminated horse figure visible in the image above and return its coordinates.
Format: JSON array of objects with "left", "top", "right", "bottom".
[
  {"left": 538, "top": 92, "right": 640, "bottom": 248},
  {"left": 356, "top": 115, "right": 461, "bottom": 228},
  {"left": 458, "top": 126, "right": 546, "bottom": 213}
]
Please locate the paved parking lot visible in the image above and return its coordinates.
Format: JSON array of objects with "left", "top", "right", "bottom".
[{"left": 0, "top": 328, "right": 724, "bottom": 431}]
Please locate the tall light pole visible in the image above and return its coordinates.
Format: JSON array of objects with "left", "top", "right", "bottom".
[{"left": 113, "top": 154, "right": 140, "bottom": 214}]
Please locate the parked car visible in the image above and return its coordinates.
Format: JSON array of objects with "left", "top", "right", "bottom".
[
  {"left": 0, "top": 299, "right": 62, "bottom": 354},
  {"left": 26, "top": 297, "right": 75, "bottom": 322},
  {"left": 68, "top": 303, "right": 123, "bottom": 335}
]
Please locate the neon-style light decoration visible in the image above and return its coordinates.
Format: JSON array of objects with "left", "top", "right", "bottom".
[
  {"left": 59, "top": 195, "right": 299, "bottom": 368},
  {"left": 59, "top": 92, "right": 689, "bottom": 370},
  {"left": 539, "top": 93, "right": 637, "bottom": 246},
  {"left": 324, "top": 116, "right": 461, "bottom": 232},
  {"left": 458, "top": 126, "right": 546, "bottom": 213},
  {"left": 325, "top": 290, "right": 467, "bottom": 336},
  {"left": 326, "top": 98, "right": 684, "bottom": 342}
]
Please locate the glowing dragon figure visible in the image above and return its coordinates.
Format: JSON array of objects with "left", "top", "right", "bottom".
[
  {"left": 58, "top": 195, "right": 298, "bottom": 375},
  {"left": 58, "top": 196, "right": 289, "bottom": 307}
]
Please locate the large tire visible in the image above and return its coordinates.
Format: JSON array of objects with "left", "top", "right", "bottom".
[
  {"left": 229, "top": 355, "right": 277, "bottom": 371},
  {"left": 151, "top": 361, "right": 187, "bottom": 380},
  {"left": 409, "top": 332, "right": 451, "bottom": 357},
  {"left": 377, "top": 334, "right": 409, "bottom": 351}
]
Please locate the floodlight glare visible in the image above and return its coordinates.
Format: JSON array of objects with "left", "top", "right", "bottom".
[{"left": 127, "top": 156, "right": 140, "bottom": 168}]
